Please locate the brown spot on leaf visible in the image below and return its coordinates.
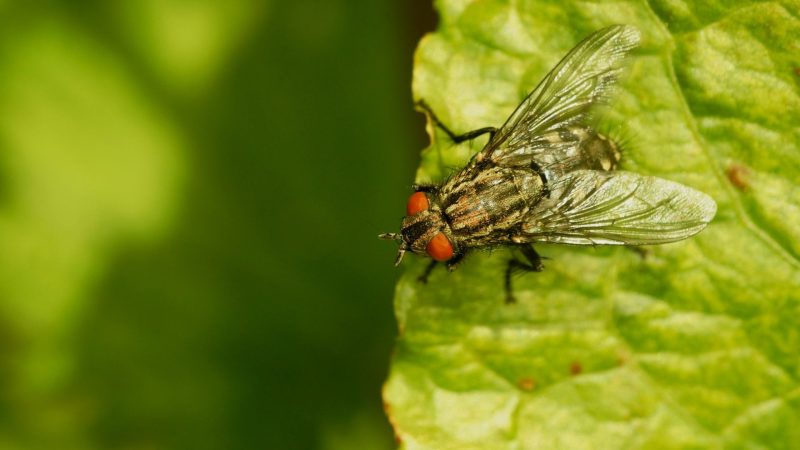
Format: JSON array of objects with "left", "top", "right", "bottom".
[
  {"left": 569, "top": 362, "right": 583, "bottom": 376},
  {"left": 727, "top": 164, "right": 750, "bottom": 190},
  {"left": 517, "top": 377, "right": 536, "bottom": 391},
  {"left": 795, "top": 67, "right": 800, "bottom": 76}
]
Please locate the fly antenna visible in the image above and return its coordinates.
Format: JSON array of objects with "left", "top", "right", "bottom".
[{"left": 379, "top": 233, "right": 406, "bottom": 266}]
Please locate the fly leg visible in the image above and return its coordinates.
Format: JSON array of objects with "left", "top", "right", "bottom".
[
  {"left": 504, "top": 245, "right": 544, "bottom": 304},
  {"left": 628, "top": 246, "right": 650, "bottom": 259},
  {"left": 418, "top": 251, "right": 466, "bottom": 284},
  {"left": 417, "top": 260, "right": 437, "bottom": 284},
  {"left": 416, "top": 100, "right": 497, "bottom": 143}
]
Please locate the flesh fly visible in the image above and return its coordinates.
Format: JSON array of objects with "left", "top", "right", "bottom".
[{"left": 380, "top": 25, "right": 716, "bottom": 303}]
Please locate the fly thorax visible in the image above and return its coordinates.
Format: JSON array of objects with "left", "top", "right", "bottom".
[{"left": 441, "top": 166, "right": 541, "bottom": 242}]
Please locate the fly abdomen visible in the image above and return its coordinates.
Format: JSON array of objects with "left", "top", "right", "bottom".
[
  {"left": 569, "top": 126, "right": 622, "bottom": 172},
  {"left": 523, "top": 126, "right": 623, "bottom": 179}
]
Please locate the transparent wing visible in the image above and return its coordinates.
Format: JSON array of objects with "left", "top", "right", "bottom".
[
  {"left": 484, "top": 25, "right": 640, "bottom": 167},
  {"left": 520, "top": 170, "right": 717, "bottom": 245}
]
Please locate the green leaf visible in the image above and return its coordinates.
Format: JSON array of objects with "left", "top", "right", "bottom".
[{"left": 383, "top": 1, "right": 800, "bottom": 448}]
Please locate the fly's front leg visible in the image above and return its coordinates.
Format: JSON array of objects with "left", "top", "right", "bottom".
[
  {"left": 416, "top": 100, "right": 498, "bottom": 144},
  {"left": 504, "top": 245, "right": 544, "bottom": 304},
  {"left": 418, "top": 251, "right": 465, "bottom": 284},
  {"left": 418, "top": 260, "right": 437, "bottom": 284}
]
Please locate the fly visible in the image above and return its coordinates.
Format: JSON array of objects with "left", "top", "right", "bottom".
[{"left": 380, "top": 25, "right": 717, "bottom": 303}]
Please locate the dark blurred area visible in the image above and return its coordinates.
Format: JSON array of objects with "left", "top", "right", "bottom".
[{"left": 0, "top": 1, "right": 434, "bottom": 448}]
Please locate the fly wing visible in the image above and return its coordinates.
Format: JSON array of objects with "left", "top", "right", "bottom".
[
  {"left": 483, "top": 25, "right": 640, "bottom": 168},
  {"left": 520, "top": 170, "right": 717, "bottom": 245}
]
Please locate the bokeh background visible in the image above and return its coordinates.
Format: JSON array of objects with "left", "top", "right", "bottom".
[{"left": 0, "top": 1, "right": 434, "bottom": 448}]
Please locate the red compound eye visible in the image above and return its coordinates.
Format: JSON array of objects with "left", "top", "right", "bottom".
[
  {"left": 406, "top": 191, "right": 429, "bottom": 216},
  {"left": 426, "top": 232, "right": 454, "bottom": 262}
]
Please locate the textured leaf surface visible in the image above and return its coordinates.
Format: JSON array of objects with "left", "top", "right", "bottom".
[{"left": 383, "top": 1, "right": 800, "bottom": 449}]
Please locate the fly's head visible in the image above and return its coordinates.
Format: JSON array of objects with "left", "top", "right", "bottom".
[{"left": 379, "top": 191, "right": 460, "bottom": 266}]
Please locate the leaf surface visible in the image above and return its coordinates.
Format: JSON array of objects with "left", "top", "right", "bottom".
[{"left": 384, "top": 1, "right": 800, "bottom": 448}]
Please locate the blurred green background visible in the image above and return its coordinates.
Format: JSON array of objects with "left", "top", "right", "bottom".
[{"left": 0, "top": 1, "right": 432, "bottom": 448}]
